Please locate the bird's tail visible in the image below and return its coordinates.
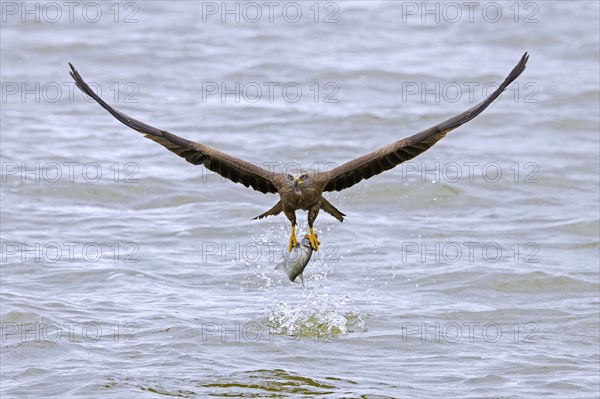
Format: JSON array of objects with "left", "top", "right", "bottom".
[
  {"left": 252, "top": 201, "right": 283, "bottom": 220},
  {"left": 321, "top": 198, "right": 345, "bottom": 223}
]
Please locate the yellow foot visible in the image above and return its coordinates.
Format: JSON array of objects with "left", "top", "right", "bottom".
[
  {"left": 305, "top": 227, "right": 319, "bottom": 251},
  {"left": 288, "top": 225, "right": 297, "bottom": 252}
]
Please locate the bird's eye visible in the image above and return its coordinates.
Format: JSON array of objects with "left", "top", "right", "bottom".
[
  {"left": 300, "top": 174, "right": 308, "bottom": 180},
  {"left": 287, "top": 174, "right": 294, "bottom": 181}
]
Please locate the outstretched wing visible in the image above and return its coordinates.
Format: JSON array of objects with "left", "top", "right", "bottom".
[
  {"left": 69, "top": 64, "right": 279, "bottom": 194},
  {"left": 319, "top": 52, "right": 529, "bottom": 192}
]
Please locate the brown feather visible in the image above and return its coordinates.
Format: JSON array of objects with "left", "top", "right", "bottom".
[
  {"left": 321, "top": 197, "right": 345, "bottom": 222},
  {"left": 252, "top": 201, "right": 283, "bottom": 220},
  {"left": 69, "top": 63, "right": 279, "bottom": 194},
  {"left": 70, "top": 53, "right": 529, "bottom": 231},
  {"left": 319, "top": 52, "right": 529, "bottom": 192}
]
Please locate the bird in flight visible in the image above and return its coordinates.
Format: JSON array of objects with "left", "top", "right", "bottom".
[{"left": 69, "top": 53, "right": 528, "bottom": 252}]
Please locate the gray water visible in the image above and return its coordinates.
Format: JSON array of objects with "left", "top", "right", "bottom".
[{"left": 1, "top": 1, "right": 599, "bottom": 398}]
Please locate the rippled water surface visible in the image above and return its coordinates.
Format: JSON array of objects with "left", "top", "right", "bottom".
[{"left": 1, "top": 1, "right": 599, "bottom": 398}]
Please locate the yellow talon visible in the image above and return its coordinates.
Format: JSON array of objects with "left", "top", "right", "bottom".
[
  {"left": 304, "top": 234, "right": 321, "bottom": 250},
  {"left": 305, "top": 227, "right": 319, "bottom": 251},
  {"left": 288, "top": 225, "right": 297, "bottom": 252}
]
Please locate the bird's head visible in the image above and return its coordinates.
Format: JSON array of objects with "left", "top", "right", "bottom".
[{"left": 286, "top": 171, "right": 311, "bottom": 194}]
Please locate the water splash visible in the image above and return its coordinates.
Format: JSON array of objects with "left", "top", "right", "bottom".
[
  {"left": 244, "top": 218, "right": 366, "bottom": 338},
  {"left": 266, "top": 290, "right": 364, "bottom": 337}
]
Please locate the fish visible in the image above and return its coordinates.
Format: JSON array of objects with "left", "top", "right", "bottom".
[{"left": 275, "top": 235, "right": 318, "bottom": 287}]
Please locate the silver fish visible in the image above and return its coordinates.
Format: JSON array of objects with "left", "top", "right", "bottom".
[{"left": 275, "top": 235, "right": 318, "bottom": 287}]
